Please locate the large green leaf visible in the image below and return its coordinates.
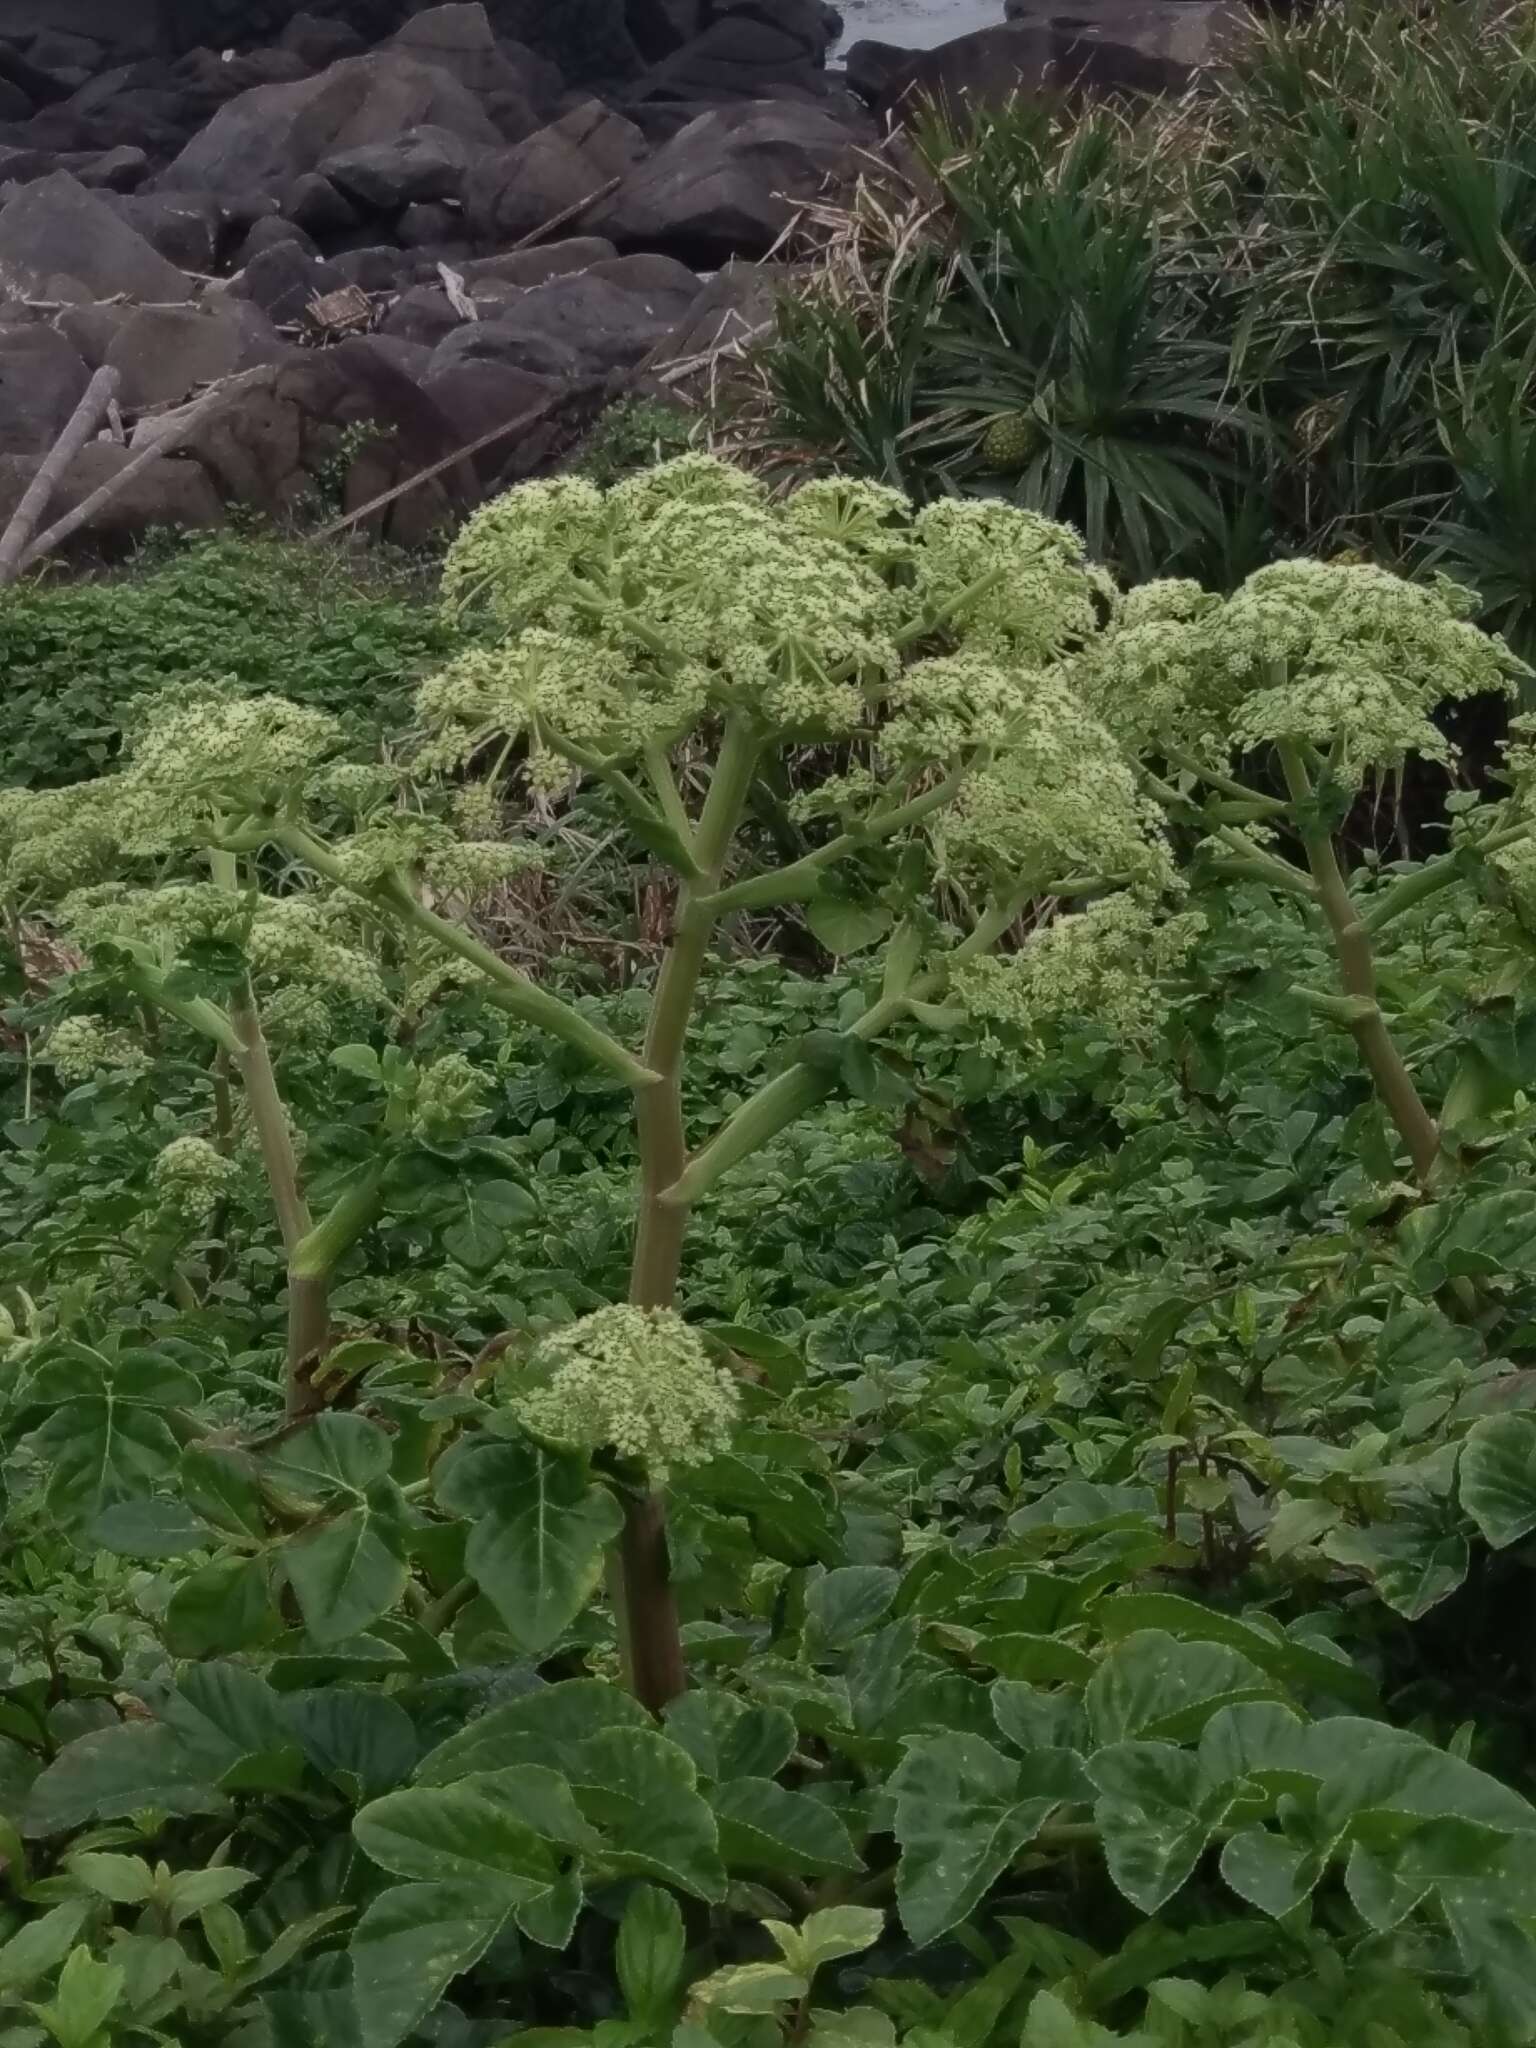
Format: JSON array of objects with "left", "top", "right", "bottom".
[
  {"left": 435, "top": 1440, "right": 621, "bottom": 1654},
  {"left": 23, "top": 1726, "right": 226, "bottom": 1837},
  {"left": 805, "top": 1566, "right": 900, "bottom": 1648},
  {"left": 288, "top": 1690, "right": 417, "bottom": 1801},
  {"left": 353, "top": 1784, "right": 561, "bottom": 1895},
  {"left": 666, "top": 1689, "right": 798, "bottom": 1783},
  {"left": 1085, "top": 1631, "right": 1276, "bottom": 1746},
  {"left": 616, "top": 1884, "right": 687, "bottom": 2027},
  {"left": 890, "top": 1734, "right": 1072, "bottom": 1945},
  {"left": 264, "top": 1413, "right": 394, "bottom": 1499},
  {"left": 416, "top": 1679, "right": 652, "bottom": 1786},
  {"left": 713, "top": 1777, "right": 861, "bottom": 1878},
  {"left": 565, "top": 1727, "right": 726, "bottom": 1901},
  {"left": 350, "top": 1880, "right": 511, "bottom": 2048},
  {"left": 1091, "top": 1593, "right": 1375, "bottom": 1709},
  {"left": 282, "top": 1502, "right": 409, "bottom": 1646},
  {"left": 1088, "top": 1740, "right": 1240, "bottom": 1915},
  {"left": 1322, "top": 1508, "right": 1469, "bottom": 1619},
  {"left": 26, "top": 1400, "right": 182, "bottom": 1528},
  {"left": 1461, "top": 1412, "right": 1536, "bottom": 1549}
]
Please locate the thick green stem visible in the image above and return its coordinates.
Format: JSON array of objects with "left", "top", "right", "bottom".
[
  {"left": 231, "top": 984, "right": 310, "bottom": 1259},
  {"left": 282, "top": 1170, "right": 385, "bottom": 1419},
  {"left": 698, "top": 769, "right": 968, "bottom": 916},
  {"left": 272, "top": 821, "right": 658, "bottom": 1090},
  {"left": 1277, "top": 743, "right": 1441, "bottom": 1183},
  {"left": 1361, "top": 820, "right": 1530, "bottom": 935},
  {"left": 1144, "top": 768, "right": 1318, "bottom": 902},
  {"left": 623, "top": 717, "right": 760, "bottom": 1712},
  {"left": 669, "top": 886, "right": 1033, "bottom": 1210}
]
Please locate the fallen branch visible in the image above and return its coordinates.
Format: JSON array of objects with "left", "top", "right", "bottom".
[
  {"left": 306, "top": 390, "right": 572, "bottom": 544},
  {"left": 506, "top": 175, "right": 622, "bottom": 253},
  {"left": 18, "top": 381, "right": 227, "bottom": 574},
  {"left": 0, "top": 366, "right": 120, "bottom": 586}
]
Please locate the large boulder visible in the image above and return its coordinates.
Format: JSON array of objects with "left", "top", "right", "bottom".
[
  {"left": 430, "top": 253, "right": 701, "bottom": 377},
  {"left": 464, "top": 100, "right": 647, "bottom": 247},
  {"left": 0, "top": 440, "right": 225, "bottom": 547},
  {"left": 153, "top": 49, "right": 502, "bottom": 200},
  {"left": 318, "top": 123, "right": 471, "bottom": 210},
  {"left": 628, "top": 0, "right": 841, "bottom": 103},
  {"left": 878, "top": 5, "right": 1246, "bottom": 116},
  {"left": 0, "top": 324, "right": 88, "bottom": 454},
  {"left": 103, "top": 298, "right": 285, "bottom": 410},
  {"left": 478, "top": 0, "right": 643, "bottom": 86},
  {"left": 0, "top": 172, "right": 195, "bottom": 302},
  {"left": 591, "top": 97, "right": 865, "bottom": 264},
  {"left": 389, "top": 4, "right": 563, "bottom": 126}
]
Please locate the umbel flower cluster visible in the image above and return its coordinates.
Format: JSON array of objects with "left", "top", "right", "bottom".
[
  {"left": 150, "top": 1135, "right": 239, "bottom": 1227},
  {"left": 511, "top": 1305, "right": 740, "bottom": 1480},
  {"left": 1076, "top": 561, "right": 1526, "bottom": 779}
]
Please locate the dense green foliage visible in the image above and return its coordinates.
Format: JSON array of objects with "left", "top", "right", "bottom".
[
  {"left": 9, "top": 444, "right": 1536, "bottom": 2048},
  {"left": 740, "top": 0, "right": 1536, "bottom": 649},
  {"left": 0, "top": 536, "right": 453, "bottom": 789}
]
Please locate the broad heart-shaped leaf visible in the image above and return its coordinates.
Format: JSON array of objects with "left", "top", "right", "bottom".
[
  {"left": 24, "top": 1343, "right": 201, "bottom": 1409},
  {"left": 666, "top": 1690, "right": 797, "bottom": 1783},
  {"left": 353, "top": 1784, "right": 561, "bottom": 1894},
  {"left": 1461, "top": 1412, "right": 1536, "bottom": 1549},
  {"left": 455, "top": 1765, "right": 603, "bottom": 1853},
  {"left": 1085, "top": 1631, "right": 1277, "bottom": 1747},
  {"left": 1220, "top": 1814, "right": 1334, "bottom": 1920},
  {"left": 264, "top": 1413, "right": 394, "bottom": 1500},
  {"left": 889, "top": 1734, "right": 1072, "bottom": 1946},
  {"left": 25, "top": 1400, "right": 181, "bottom": 1529},
  {"left": 181, "top": 1443, "right": 266, "bottom": 1542},
  {"left": 288, "top": 1689, "right": 418, "bottom": 1801},
  {"left": 1316, "top": 1732, "right": 1536, "bottom": 1841},
  {"left": 1088, "top": 1741, "right": 1241, "bottom": 1916},
  {"left": 1091, "top": 1593, "right": 1375, "bottom": 1711},
  {"left": 164, "top": 1554, "right": 277, "bottom": 1658},
  {"left": 1322, "top": 1507, "right": 1469, "bottom": 1619},
  {"left": 281, "top": 1500, "right": 409, "bottom": 1646},
  {"left": 23, "top": 1725, "right": 226, "bottom": 1837},
  {"left": 350, "top": 1879, "right": 511, "bottom": 2048},
  {"left": 565, "top": 1727, "right": 726, "bottom": 1901},
  {"left": 89, "top": 1497, "right": 209, "bottom": 1557},
  {"left": 805, "top": 1566, "right": 900, "bottom": 1648},
  {"left": 416, "top": 1678, "right": 653, "bottom": 1785},
  {"left": 435, "top": 1439, "right": 622, "bottom": 1654},
  {"left": 1444, "top": 1900, "right": 1536, "bottom": 2038},
  {"left": 713, "top": 1777, "right": 861, "bottom": 1877}
]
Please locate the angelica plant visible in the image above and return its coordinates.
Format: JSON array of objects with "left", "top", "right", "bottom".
[{"left": 1067, "top": 561, "right": 1534, "bottom": 1185}]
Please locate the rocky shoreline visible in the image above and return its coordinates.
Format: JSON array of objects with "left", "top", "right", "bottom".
[{"left": 0, "top": 0, "right": 1243, "bottom": 555}]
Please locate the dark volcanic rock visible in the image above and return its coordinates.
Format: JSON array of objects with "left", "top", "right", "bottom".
[
  {"left": 0, "top": 324, "right": 88, "bottom": 453},
  {"left": 0, "top": 440, "right": 225, "bottom": 546},
  {"left": 430, "top": 255, "right": 700, "bottom": 377},
  {"left": 154, "top": 50, "right": 502, "bottom": 200},
  {"left": 464, "top": 99, "right": 647, "bottom": 247},
  {"left": 319, "top": 123, "right": 471, "bottom": 210},
  {"left": 227, "top": 239, "right": 346, "bottom": 322},
  {"left": 0, "top": 171, "right": 194, "bottom": 301},
  {"left": 103, "top": 297, "right": 284, "bottom": 409},
  {"left": 879, "top": 4, "right": 1245, "bottom": 116},
  {"left": 591, "top": 97, "right": 866, "bottom": 264}
]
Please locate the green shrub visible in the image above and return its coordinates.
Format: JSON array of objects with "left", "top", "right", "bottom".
[
  {"left": 739, "top": 0, "right": 1536, "bottom": 647},
  {"left": 0, "top": 533, "right": 456, "bottom": 788}
]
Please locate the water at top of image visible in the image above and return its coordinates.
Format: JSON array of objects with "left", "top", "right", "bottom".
[{"left": 833, "top": 0, "right": 1005, "bottom": 56}]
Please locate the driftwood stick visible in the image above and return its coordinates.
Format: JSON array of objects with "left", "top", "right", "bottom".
[
  {"left": 506, "top": 175, "right": 621, "bottom": 253},
  {"left": 307, "top": 392, "right": 571, "bottom": 545},
  {"left": 0, "top": 366, "right": 121, "bottom": 586},
  {"left": 19, "top": 383, "right": 225, "bottom": 573}
]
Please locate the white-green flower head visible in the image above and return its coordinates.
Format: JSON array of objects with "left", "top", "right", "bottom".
[
  {"left": 151, "top": 1134, "right": 237, "bottom": 1225},
  {"left": 437, "top": 457, "right": 903, "bottom": 747},
  {"left": 243, "top": 896, "right": 387, "bottom": 1007},
  {"left": 952, "top": 896, "right": 1205, "bottom": 1045},
  {"left": 1217, "top": 563, "right": 1525, "bottom": 779},
  {"left": 0, "top": 783, "right": 125, "bottom": 899},
  {"left": 46, "top": 1014, "right": 149, "bottom": 1083},
  {"left": 329, "top": 815, "right": 541, "bottom": 900},
  {"left": 909, "top": 499, "right": 1109, "bottom": 661},
  {"left": 512, "top": 1304, "right": 739, "bottom": 1481},
  {"left": 932, "top": 674, "right": 1176, "bottom": 892},
  {"left": 1071, "top": 578, "right": 1223, "bottom": 750},
  {"left": 113, "top": 690, "right": 344, "bottom": 851},
  {"left": 409, "top": 1051, "right": 490, "bottom": 1139}
]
